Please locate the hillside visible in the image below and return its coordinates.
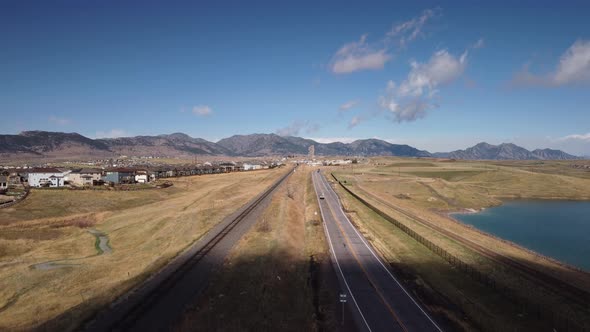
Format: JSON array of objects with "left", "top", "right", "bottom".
[
  {"left": 434, "top": 142, "right": 580, "bottom": 160},
  {"left": 0, "top": 131, "right": 581, "bottom": 161},
  {"left": 217, "top": 134, "right": 308, "bottom": 156},
  {"left": 217, "top": 134, "right": 432, "bottom": 157},
  {"left": 0, "top": 131, "right": 112, "bottom": 159},
  {"left": 99, "top": 133, "right": 233, "bottom": 157}
]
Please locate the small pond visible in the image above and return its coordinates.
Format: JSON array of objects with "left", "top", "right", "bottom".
[{"left": 453, "top": 200, "right": 590, "bottom": 271}]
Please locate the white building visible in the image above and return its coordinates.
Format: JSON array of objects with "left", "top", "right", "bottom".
[
  {"left": 135, "top": 174, "right": 149, "bottom": 183},
  {"left": 27, "top": 168, "right": 65, "bottom": 187},
  {"left": 243, "top": 163, "right": 262, "bottom": 171}
]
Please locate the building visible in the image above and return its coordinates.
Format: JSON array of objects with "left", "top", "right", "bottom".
[
  {"left": 8, "top": 172, "right": 21, "bottom": 185},
  {"left": 67, "top": 169, "right": 103, "bottom": 186},
  {"left": 0, "top": 176, "right": 7, "bottom": 189},
  {"left": 2, "top": 170, "right": 24, "bottom": 185},
  {"left": 219, "top": 162, "right": 236, "bottom": 172},
  {"left": 27, "top": 168, "right": 65, "bottom": 187},
  {"left": 134, "top": 170, "right": 150, "bottom": 183},
  {"left": 57, "top": 168, "right": 73, "bottom": 177},
  {"left": 243, "top": 163, "right": 262, "bottom": 171},
  {"left": 102, "top": 168, "right": 136, "bottom": 184}
]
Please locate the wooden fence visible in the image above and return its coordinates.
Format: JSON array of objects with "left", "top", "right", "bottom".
[{"left": 0, "top": 186, "right": 30, "bottom": 209}]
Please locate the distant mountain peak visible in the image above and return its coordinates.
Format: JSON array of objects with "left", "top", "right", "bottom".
[
  {"left": 0, "top": 131, "right": 581, "bottom": 160},
  {"left": 159, "top": 132, "right": 192, "bottom": 139},
  {"left": 435, "top": 142, "right": 579, "bottom": 160}
]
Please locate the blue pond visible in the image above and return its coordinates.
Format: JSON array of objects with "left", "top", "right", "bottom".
[{"left": 453, "top": 200, "right": 590, "bottom": 271}]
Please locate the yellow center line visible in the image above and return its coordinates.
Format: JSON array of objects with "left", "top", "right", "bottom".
[{"left": 320, "top": 182, "right": 409, "bottom": 332}]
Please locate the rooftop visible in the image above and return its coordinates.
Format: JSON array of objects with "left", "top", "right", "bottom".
[
  {"left": 105, "top": 168, "right": 139, "bottom": 173},
  {"left": 26, "top": 168, "right": 62, "bottom": 173}
]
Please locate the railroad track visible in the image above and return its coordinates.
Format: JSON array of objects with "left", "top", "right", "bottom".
[
  {"left": 86, "top": 167, "right": 295, "bottom": 331},
  {"left": 332, "top": 174, "right": 590, "bottom": 308}
]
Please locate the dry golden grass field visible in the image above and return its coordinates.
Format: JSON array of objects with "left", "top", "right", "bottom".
[
  {"left": 177, "top": 165, "right": 339, "bottom": 332},
  {"left": 0, "top": 168, "right": 287, "bottom": 331},
  {"left": 330, "top": 157, "right": 590, "bottom": 330}
]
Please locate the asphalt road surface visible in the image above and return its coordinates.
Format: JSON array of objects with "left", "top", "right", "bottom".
[{"left": 312, "top": 170, "right": 443, "bottom": 332}]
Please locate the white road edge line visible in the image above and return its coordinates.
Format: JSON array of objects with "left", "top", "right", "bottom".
[
  {"left": 320, "top": 173, "right": 444, "bottom": 332},
  {"left": 312, "top": 172, "right": 372, "bottom": 332}
]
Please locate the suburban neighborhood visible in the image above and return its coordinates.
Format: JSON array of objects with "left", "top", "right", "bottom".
[
  {"left": 1, "top": 161, "right": 283, "bottom": 189},
  {"left": 0, "top": 154, "right": 363, "bottom": 209}
]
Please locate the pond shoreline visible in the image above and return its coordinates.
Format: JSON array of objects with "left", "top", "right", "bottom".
[{"left": 449, "top": 201, "right": 590, "bottom": 273}]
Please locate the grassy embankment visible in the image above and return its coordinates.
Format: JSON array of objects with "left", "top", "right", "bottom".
[
  {"left": 177, "top": 166, "right": 340, "bottom": 332},
  {"left": 330, "top": 158, "right": 590, "bottom": 331},
  {"left": 0, "top": 168, "right": 287, "bottom": 331}
]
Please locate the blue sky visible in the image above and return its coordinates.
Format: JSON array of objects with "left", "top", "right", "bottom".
[{"left": 1, "top": 1, "right": 590, "bottom": 154}]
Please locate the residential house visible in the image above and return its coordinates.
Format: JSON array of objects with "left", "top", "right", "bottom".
[
  {"left": 166, "top": 169, "right": 177, "bottom": 178},
  {"left": 243, "top": 163, "right": 262, "bottom": 171},
  {"left": 57, "top": 168, "right": 73, "bottom": 177},
  {"left": 67, "top": 169, "right": 103, "bottom": 186},
  {"left": 2, "top": 170, "right": 22, "bottom": 185},
  {"left": 0, "top": 176, "right": 7, "bottom": 189},
  {"left": 148, "top": 171, "right": 157, "bottom": 182},
  {"left": 200, "top": 165, "right": 214, "bottom": 174},
  {"left": 8, "top": 171, "right": 22, "bottom": 185},
  {"left": 152, "top": 168, "right": 169, "bottom": 179},
  {"left": 27, "top": 168, "right": 65, "bottom": 187},
  {"left": 134, "top": 169, "right": 149, "bottom": 183},
  {"left": 219, "top": 162, "right": 236, "bottom": 172},
  {"left": 234, "top": 163, "right": 245, "bottom": 172},
  {"left": 102, "top": 168, "right": 136, "bottom": 184}
]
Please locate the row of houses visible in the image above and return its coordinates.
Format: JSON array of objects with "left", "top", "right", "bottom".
[
  {"left": 2, "top": 161, "right": 280, "bottom": 188},
  {"left": 151, "top": 162, "right": 272, "bottom": 179},
  {"left": 0, "top": 171, "right": 24, "bottom": 189}
]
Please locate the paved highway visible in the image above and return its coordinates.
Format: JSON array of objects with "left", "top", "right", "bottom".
[{"left": 312, "top": 170, "right": 443, "bottom": 332}]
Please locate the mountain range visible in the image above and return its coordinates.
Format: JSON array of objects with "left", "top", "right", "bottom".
[
  {"left": 432, "top": 142, "right": 579, "bottom": 160},
  {"left": 0, "top": 131, "right": 581, "bottom": 161}
]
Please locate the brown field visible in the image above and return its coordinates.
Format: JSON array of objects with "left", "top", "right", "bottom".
[
  {"left": 0, "top": 168, "right": 288, "bottom": 331},
  {"left": 176, "top": 165, "right": 340, "bottom": 332},
  {"left": 330, "top": 157, "right": 590, "bottom": 330},
  {"left": 330, "top": 180, "right": 542, "bottom": 331}
]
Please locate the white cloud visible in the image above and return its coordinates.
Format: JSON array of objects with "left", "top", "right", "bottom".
[
  {"left": 513, "top": 40, "right": 590, "bottom": 86},
  {"left": 386, "top": 8, "right": 439, "bottom": 47},
  {"left": 276, "top": 121, "right": 320, "bottom": 136},
  {"left": 379, "top": 49, "right": 467, "bottom": 122},
  {"left": 276, "top": 121, "right": 305, "bottom": 136},
  {"left": 472, "top": 38, "right": 485, "bottom": 49},
  {"left": 339, "top": 100, "right": 359, "bottom": 111},
  {"left": 348, "top": 116, "right": 362, "bottom": 129},
  {"left": 329, "top": 9, "right": 439, "bottom": 74},
  {"left": 330, "top": 35, "right": 391, "bottom": 74},
  {"left": 554, "top": 40, "right": 590, "bottom": 85},
  {"left": 96, "top": 129, "right": 128, "bottom": 139},
  {"left": 49, "top": 115, "right": 71, "bottom": 126},
  {"left": 558, "top": 132, "right": 590, "bottom": 142},
  {"left": 192, "top": 105, "right": 212, "bottom": 116}
]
